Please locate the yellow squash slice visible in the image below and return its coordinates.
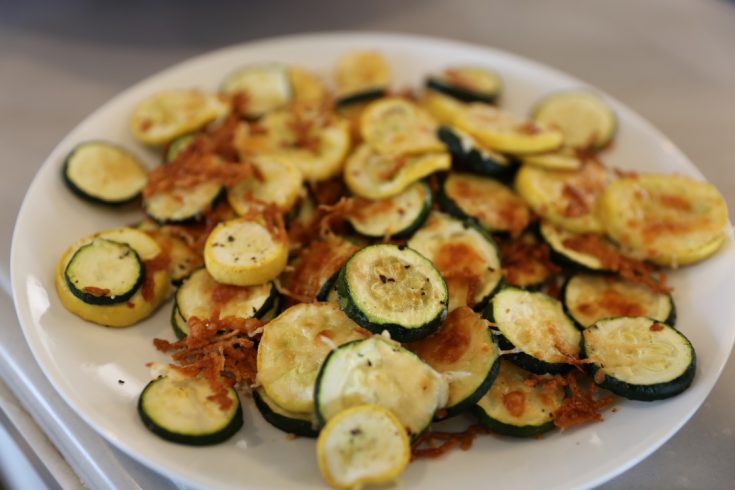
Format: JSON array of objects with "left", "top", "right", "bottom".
[
  {"left": 360, "top": 97, "right": 445, "bottom": 156},
  {"left": 344, "top": 143, "right": 450, "bottom": 200},
  {"left": 257, "top": 109, "right": 351, "bottom": 182},
  {"left": 204, "top": 216, "right": 288, "bottom": 286},
  {"left": 598, "top": 174, "right": 729, "bottom": 266},
  {"left": 56, "top": 227, "right": 171, "bottom": 327},
  {"left": 419, "top": 89, "right": 468, "bottom": 126},
  {"left": 455, "top": 103, "right": 563, "bottom": 155},
  {"left": 317, "top": 404, "right": 410, "bottom": 490},
  {"left": 227, "top": 155, "right": 303, "bottom": 215},
  {"left": 515, "top": 160, "right": 614, "bottom": 234},
  {"left": 334, "top": 50, "right": 391, "bottom": 98},
  {"left": 130, "top": 89, "right": 229, "bottom": 146}
]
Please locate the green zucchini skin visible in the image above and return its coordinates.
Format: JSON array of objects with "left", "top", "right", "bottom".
[
  {"left": 426, "top": 79, "right": 499, "bottom": 105},
  {"left": 252, "top": 389, "right": 318, "bottom": 438},
  {"left": 443, "top": 355, "right": 500, "bottom": 419},
  {"left": 336, "top": 245, "right": 448, "bottom": 343},
  {"left": 538, "top": 222, "right": 609, "bottom": 273},
  {"left": 581, "top": 318, "right": 695, "bottom": 401},
  {"left": 64, "top": 239, "right": 144, "bottom": 306},
  {"left": 62, "top": 141, "right": 145, "bottom": 206},
  {"left": 165, "top": 133, "right": 196, "bottom": 162},
  {"left": 137, "top": 377, "right": 243, "bottom": 446},
  {"left": 348, "top": 181, "right": 433, "bottom": 241},
  {"left": 336, "top": 269, "right": 446, "bottom": 343},
  {"left": 472, "top": 405, "right": 556, "bottom": 438},
  {"left": 334, "top": 88, "right": 387, "bottom": 108},
  {"left": 484, "top": 288, "right": 578, "bottom": 375},
  {"left": 437, "top": 126, "right": 516, "bottom": 178},
  {"left": 315, "top": 270, "right": 339, "bottom": 302},
  {"left": 170, "top": 303, "right": 189, "bottom": 340}
]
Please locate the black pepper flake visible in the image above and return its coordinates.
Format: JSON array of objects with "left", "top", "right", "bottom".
[
  {"left": 387, "top": 277, "right": 396, "bottom": 283},
  {"left": 350, "top": 428, "right": 363, "bottom": 436},
  {"left": 118, "top": 379, "right": 125, "bottom": 385},
  {"left": 367, "top": 359, "right": 373, "bottom": 367},
  {"left": 379, "top": 274, "right": 388, "bottom": 284},
  {"left": 404, "top": 264, "right": 410, "bottom": 269},
  {"left": 227, "top": 235, "right": 235, "bottom": 242},
  {"left": 397, "top": 244, "right": 406, "bottom": 251}
]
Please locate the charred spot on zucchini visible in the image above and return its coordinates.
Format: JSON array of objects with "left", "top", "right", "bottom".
[
  {"left": 347, "top": 181, "right": 432, "bottom": 240},
  {"left": 437, "top": 125, "right": 515, "bottom": 178},
  {"left": 138, "top": 375, "right": 243, "bottom": 446},
  {"left": 253, "top": 388, "right": 317, "bottom": 438},
  {"left": 408, "top": 306, "right": 500, "bottom": 418},
  {"left": 582, "top": 317, "right": 695, "bottom": 401},
  {"left": 474, "top": 360, "right": 565, "bottom": 437},
  {"left": 336, "top": 244, "right": 448, "bottom": 342},
  {"left": 426, "top": 66, "right": 502, "bottom": 104},
  {"left": 562, "top": 274, "right": 675, "bottom": 329},
  {"left": 486, "top": 287, "right": 581, "bottom": 375},
  {"left": 63, "top": 141, "right": 147, "bottom": 205},
  {"left": 314, "top": 336, "right": 448, "bottom": 437},
  {"left": 439, "top": 172, "right": 531, "bottom": 236},
  {"left": 64, "top": 238, "right": 143, "bottom": 305},
  {"left": 408, "top": 212, "right": 503, "bottom": 312}
]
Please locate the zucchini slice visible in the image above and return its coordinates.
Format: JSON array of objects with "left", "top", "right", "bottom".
[
  {"left": 454, "top": 104, "right": 563, "bottom": 155},
  {"left": 598, "top": 174, "right": 729, "bottom": 266},
  {"left": 138, "top": 374, "right": 242, "bottom": 445},
  {"left": 165, "top": 133, "right": 196, "bottom": 162},
  {"left": 334, "top": 50, "right": 391, "bottom": 100},
  {"left": 314, "top": 336, "right": 448, "bottom": 436},
  {"left": 531, "top": 91, "right": 616, "bottom": 150},
  {"left": 252, "top": 388, "right": 317, "bottom": 438},
  {"left": 220, "top": 63, "right": 292, "bottom": 118},
  {"left": 288, "top": 66, "right": 328, "bottom": 108},
  {"left": 171, "top": 304, "right": 189, "bottom": 340},
  {"left": 256, "top": 303, "right": 368, "bottom": 413},
  {"left": 226, "top": 155, "right": 303, "bottom": 215},
  {"left": 64, "top": 238, "right": 143, "bottom": 305},
  {"left": 63, "top": 141, "right": 147, "bottom": 205},
  {"left": 563, "top": 274, "right": 675, "bottom": 329},
  {"left": 539, "top": 221, "right": 609, "bottom": 271},
  {"left": 437, "top": 125, "right": 515, "bottom": 178},
  {"left": 498, "top": 232, "right": 556, "bottom": 290},
  {"left": 203, "top": 216, "right": 288, "bottom": 286},
  {"left": 144, "top": 180, "right": 222, "bottom": 224},
  {"left": 487, "top": 287, "right": 581, "bottom": 374},
  {"left": 316, "top": 404, "right": 410, "bottom": 490},
  {"left": 257, "top": 108, "right": 351, "bottom": 182},
  {"left": 408, "top": 212, "right": 503, "bottom": 311},
  {"left": 439, "top": 173, "right": 531, "bottom": 236},
  {"left": 136, "top": 220, "right": 203, "bottom": 286},
  {"left": 337, "top": 244, "right": 448, "bottom": 342},
  {"left": 360, "top": 98, "right": 445, "bottom": 156},
  {"left": 582, "top": 317, "right": 696, "bottom": 401},
  {"left": 347, "top": 181, "right": 432, "bottom": 240},
  {"left": 474, "top": 360, "right": 565, "bottom": 437},
  {"left": 130, "top": 89, "right": 229, "bottom": 146},
  {"left": 408, "top": 306, "right": 500, "bottom": 418},
  {"left": 426, "top": 66, "right": 502, "bottom": 104},
  {"left": 55, "top": 227, "right": 171, "bottom": 327},
  {"left": 522, "top": 148, "right": 584, "bottom": 171},
  {"left": 344, "top": 143, "right": 451, "bottom": 200},
  {"left": 174, "top": 268, "right": 275, "bottom": 332},
  {"left": 515, "top": 160, "right": 613, "bottom": 234}
]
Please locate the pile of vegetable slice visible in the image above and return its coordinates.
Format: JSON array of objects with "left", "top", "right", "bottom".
[{"left": 55, "top": 49, "right": 729, "bottom": 489}]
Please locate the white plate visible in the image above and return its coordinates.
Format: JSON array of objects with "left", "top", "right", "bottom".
[{"left": 11, "top": 32, "right": 735, "bottom": 490}]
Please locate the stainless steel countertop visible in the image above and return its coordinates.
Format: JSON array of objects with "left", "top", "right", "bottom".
[{"left": 2, "top": 1, "right": 734, "bottom": 488}]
